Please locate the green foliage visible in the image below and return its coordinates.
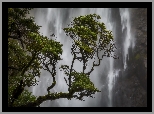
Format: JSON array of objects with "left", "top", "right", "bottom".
[
  {"left": 13, "top": 90, "right": 37, "bottom": 107},
  {"left": 71, "top": 71, "right": 100, "bottom": 92},
  {"left": 60, "top": 65, "right": 100, "bottom": 93},
  {"left": 63, "top": 14, "right": 114, "bottom": 58},
  {"left": 61, "top": 13, "right": 117, "bottom": 100},
  {"left": 27, "top": 32, "right": 63, "bottom": 58},
  {"left": 8, "top": 8, "right": 63, "bottom": 107},
  {"left": 8, "top": 9, "right": 117, "bottom": 107}
]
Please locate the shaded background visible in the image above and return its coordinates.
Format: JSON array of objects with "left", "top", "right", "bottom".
[{"left": 28, "top": 8, "right": 147, "bottom": 107}]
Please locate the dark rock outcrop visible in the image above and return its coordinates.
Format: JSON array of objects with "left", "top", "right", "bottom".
[{"left": 112, "top": 8, "right": 147, "bottom": 107}]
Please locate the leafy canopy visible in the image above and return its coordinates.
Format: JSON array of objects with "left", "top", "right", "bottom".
[{"left": 8, "top": 8, "right": 117, "bottom": 107}]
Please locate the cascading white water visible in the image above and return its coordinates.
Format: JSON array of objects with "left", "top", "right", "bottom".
[
  {"left": 31, "top": 8, "right": 133, "bottom": 107},
  {"left": 107, "top": 8, "right": 134, "bottom": 107},
  {"left": 119, "top": 8, "right": 135, "bottom": 70}
]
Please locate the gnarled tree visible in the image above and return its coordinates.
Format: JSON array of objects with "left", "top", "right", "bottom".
[{"left": 8, "top": 8, "right": 118, "bottom": 107}]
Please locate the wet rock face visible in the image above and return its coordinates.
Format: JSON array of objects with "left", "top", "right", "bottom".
[
  {"left": 130, "top": 8, "right": 147, "bottom": 92},
  {"left": 111, "top": 8, "right": 147, "bottom": 107}
]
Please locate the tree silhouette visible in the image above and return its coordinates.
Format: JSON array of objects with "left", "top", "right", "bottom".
[{"left": 8, "top": 8, "right": 118, "bottom": 107}]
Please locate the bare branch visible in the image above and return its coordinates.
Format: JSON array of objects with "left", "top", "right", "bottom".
[
  {"left": 46, "top": 59, "right": 57, "bottom": 93},
  {"left": 86, "top": 48, "right": 102, "bottom": 75},
  {"left": 64, "top": 77, "right": 69, "bottom": 86},
  {"left": 68, "top": 54, "right": 76, "bottom": 92}
]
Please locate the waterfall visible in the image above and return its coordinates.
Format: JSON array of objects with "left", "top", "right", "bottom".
[
  {"left": 30, "top": 8, "right": 133, "bottom": 107},
  {"left": 119, "top": 8, "right": 135, "bottom": 70}
]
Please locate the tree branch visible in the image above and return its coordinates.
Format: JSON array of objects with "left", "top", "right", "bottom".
[
  {"left": 86, "top": 48, "right": 102, "bottom": 75},
  {"left": 17, "top": 92, "right": 73, "bottom": 107},
  {"left": 21, "top": 53, "right": 37, "bottom": 77},
  {"left": 68, "top": 53, "right": 76, "bottom": 92},
  {"left": 82, "top": 54, "right": 86, "bottom": 73},
  {"left": 9, "top": 80, "right": 24, "bottom": 107},
  {"left": 9, "top": 53, "right": 37, "bottom": 106},
  {"left": 46, "top": 59, "right": 57, "bottom": 93}
]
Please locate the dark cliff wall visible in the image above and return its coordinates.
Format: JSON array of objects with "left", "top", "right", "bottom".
[{"left": 112, "top": 8, "right": 147, "bottom": 107}]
